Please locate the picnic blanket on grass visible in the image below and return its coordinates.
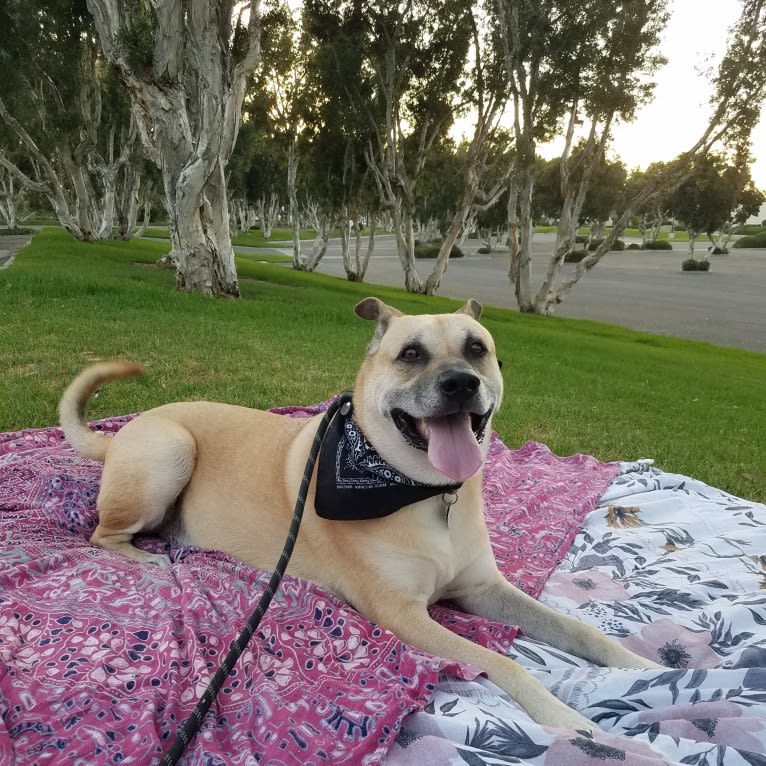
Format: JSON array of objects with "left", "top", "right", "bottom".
[
  {"left": 0, "top": 406, "right": 618, "bottom": 765},
  {"left": 388, "top": 462, "right": 766, "bottom": 766}
]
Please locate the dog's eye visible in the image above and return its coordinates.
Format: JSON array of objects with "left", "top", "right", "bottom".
[
  {"left": 399, "top": 346, "right": 421, "bottom": 362},
  {"left": 469, "top": 340, "right": 487, "bottom": 357}
]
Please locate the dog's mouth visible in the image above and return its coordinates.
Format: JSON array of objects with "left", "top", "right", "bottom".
[{"left": 391, "top": 408, "right": 492, "bottom": 482}]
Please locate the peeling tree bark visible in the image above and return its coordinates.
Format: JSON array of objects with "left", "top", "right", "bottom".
[{"left": 86, "top": 0, "right": 262, "bottom": 297}]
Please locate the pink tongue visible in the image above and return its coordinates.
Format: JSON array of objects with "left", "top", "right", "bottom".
[{"left": 425, "top": 413, "right": 483, "bottom": 482}]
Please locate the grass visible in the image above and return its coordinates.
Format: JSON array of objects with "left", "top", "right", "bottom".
[
  {"left": 2, "top": 227, "right": 765, "bottom": 504},
  {"left": 142, "top": 226, "right": 313, "bottom": 248}
]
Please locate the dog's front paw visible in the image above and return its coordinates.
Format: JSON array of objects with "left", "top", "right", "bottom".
[
  {"left": 532, "top": 699, "right": 600, "bottom": 732},
  {"left": 143, "top": 552, "right": 173, "bottom": 569}
]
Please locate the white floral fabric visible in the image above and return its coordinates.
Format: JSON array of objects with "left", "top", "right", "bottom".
[{"left": 388, "top": 460, "right": 766, "bottom": 766}]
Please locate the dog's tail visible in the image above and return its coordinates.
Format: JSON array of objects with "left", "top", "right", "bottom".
[{"left": 59, "top": 362, "right": 143, "bottom": 462}]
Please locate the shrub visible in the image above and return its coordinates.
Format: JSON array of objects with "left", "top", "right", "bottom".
[
  {"left": 710, "top": 246, "right": 728, "bottom": 255},
  {"left": 575, "top": 235, "right": 588, "bottom": 244},
  {"left": 626, "top": 243, "right": 641, "bottom": 250},
  {"left": 587, "top": 238, "right": 625, "bottom": 251},
  {"left": 733, "top": 232, "right": 766, "bottom": 248},
  {"left": 733, "top": 223, "right": 765, "bottom": 235},
  {"left": 681, "top": 258, "right": 711, "bottom": 271},
  {"left": 644, "top": 240, "right": 673, "bottom": 250},
  {"left": 564, "top": 250, "right": 588, "bottom": 263},
  {"left": 413, "top": 241, "right": 464, "bottom": 259},
  {"left": 0, "top": 226, "right": 34, "bottom": 235}
]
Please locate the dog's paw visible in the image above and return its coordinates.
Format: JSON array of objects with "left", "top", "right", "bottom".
[
  {"left": 143, "top": 552, "right": 173, "bottom": 569},
  {"left": 532, "top": 699, "right": 599, "bottom": 732}
]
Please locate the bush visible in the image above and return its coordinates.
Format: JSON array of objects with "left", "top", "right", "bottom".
[
  {"left": 564, "top": 250, "right": 588, "bottom": 263},
  {"left": 0, "top": 227, "right": 34, "bottom": 235},
  {"left": 477, "top": 246, "right": 491, "bottom": 254},
  {"left": 413, "top": 241, "right": 464, "bottom": 259},
  {"left": 733, "top": 223, "right": 765, "bottom": 235},
  {"left": 710, "top": 246, "right": 728, "bottom": 255},
  {"left": 644, "top": 240, "right": 673, "bottom": 250},
  {"left": 575, "top": 235, "right": 588, "bottom": 244},
  {"left": 681, "top": 258, "right": 711, "bottom": 271},
  {"left": 733, "top": 232, "right": 766, "bottom": 248},
  {"left": 587, "top": 238, "right": 625, "bottom": 251},
  {"left": 626, "top": 243, "right": 641, "bottom": 250}
]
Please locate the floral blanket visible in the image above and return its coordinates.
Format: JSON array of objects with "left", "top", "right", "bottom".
[
  {"left": 0, "top": 410, "right": 618, "bottom": 765},
  {"left": 389, "top": 461, "right": 766, "bottom": 766}
]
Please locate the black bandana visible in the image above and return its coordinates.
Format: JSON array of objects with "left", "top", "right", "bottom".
[{"left": 315, "top": 393, "right": 462, "bottom": 521}]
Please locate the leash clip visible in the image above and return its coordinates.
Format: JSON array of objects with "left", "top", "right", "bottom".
[{"left": 442, "top": 491, "right": 459, "bottom": 525}]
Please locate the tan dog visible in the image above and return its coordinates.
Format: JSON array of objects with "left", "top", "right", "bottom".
[{"left": 59, "top": 297, "right": 658, "bottom": 731}]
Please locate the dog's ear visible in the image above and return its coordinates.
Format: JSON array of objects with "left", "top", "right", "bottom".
[
  {"left": 455, "top": 298, "right": 482, "bottom": 321},
  {"left": 354, "top": 297, "right": 403, "bottom": 353}
]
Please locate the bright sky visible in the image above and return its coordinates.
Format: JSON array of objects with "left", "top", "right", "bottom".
[{"left": 606, "top": 0, "right": 766, "bottom": 188}]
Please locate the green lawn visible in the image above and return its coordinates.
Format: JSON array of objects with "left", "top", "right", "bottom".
[
  {"left": 142, "top": 226, "right": 312, "bottom": 248},
  {"left": 2, "top": 227, "right": 765, "bottom": 503}
]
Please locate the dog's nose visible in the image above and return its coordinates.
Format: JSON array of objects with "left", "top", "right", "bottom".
[{"left": 440, "top": 370, "right": 480, "bottom": 404}]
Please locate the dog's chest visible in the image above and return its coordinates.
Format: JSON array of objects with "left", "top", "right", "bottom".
[{"left": 370, "top": 496, "right": 489, "bottom": 603}]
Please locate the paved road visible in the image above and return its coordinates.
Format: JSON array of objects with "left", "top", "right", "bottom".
[{"left": 260, "top": 233, "right": 766, "bottom": 355}]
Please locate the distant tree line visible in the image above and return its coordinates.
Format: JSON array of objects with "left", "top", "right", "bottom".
[{"left": 0, "top": 0, "right": 764, "bottom": 312}]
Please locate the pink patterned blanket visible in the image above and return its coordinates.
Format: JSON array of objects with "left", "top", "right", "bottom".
[{"left": 0, "top": 406, "right": 619, "bottom": 765}]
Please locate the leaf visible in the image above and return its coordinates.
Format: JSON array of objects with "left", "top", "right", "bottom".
[
  {"left": 625, "top": 678, "right": 651, "bottom": 696},
  {"left": 685, "top": 669, "right": 707, "bottom": 689},
  {"left": 592, "top": 699, "right": 640, "bottom": 712},
  {"left": 440, "top": 698, "right": 460, "bottom": 715}
]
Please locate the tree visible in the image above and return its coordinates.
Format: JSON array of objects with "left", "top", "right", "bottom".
[
  {"left": 539, "top": 0, "right": 766, "bottom": 310},
  {"left": 623, "top": 163, "right": 674, "bottom": 246},
  {"left": 86, "top": 0, "right": 262, "bottom": 297},
  {"left": 672, "top": 155, "right": 765, "bottom": 258},
  {"left": 305, "top": 0, "right": 473, "bottom": 293},
  {"left": 494, "top": 0, "right": 669, "bottom": 313},
  {"left": 0, "top": 0, "right": 138, "bottom": 241}
]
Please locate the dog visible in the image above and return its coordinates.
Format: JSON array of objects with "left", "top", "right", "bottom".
[{"left": 59, "top": 297, "right": 659, "bottom": 731}]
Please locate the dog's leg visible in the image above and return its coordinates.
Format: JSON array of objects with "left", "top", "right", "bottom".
[
  {"left": 91, "top": 417, "right": 196, "bottom": 568},
  {"left": 456, "top": 578, "right": 662, "bottom": 669},
  {"left": 368, "top": 600, "right": 597, "bottom": 730}
]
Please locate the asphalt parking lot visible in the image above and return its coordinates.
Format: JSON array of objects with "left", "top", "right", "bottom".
[{"left": 303, "top": 233, "right": 766, "bottom": 355}]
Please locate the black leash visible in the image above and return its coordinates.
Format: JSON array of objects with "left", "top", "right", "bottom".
[{"left": 159, "top": 393, "right": 351, "bottom": 765}]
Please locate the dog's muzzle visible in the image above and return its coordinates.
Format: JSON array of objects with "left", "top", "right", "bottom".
[{"left": 391, "top": 404, "right": 492, "bottom": 483}]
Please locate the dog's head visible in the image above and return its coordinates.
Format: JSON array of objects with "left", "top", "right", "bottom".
[{"left": 353, "top": 297, "right": 504, "bottom": 485}]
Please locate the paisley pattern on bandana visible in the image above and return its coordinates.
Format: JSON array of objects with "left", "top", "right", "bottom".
[{"left": 314, "top": 396, "right": 461, "bottom": 521}]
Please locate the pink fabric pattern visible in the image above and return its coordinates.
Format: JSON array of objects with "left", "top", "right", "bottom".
[{"left": 0, "top": 406, "right": 618, "bottom": 765}]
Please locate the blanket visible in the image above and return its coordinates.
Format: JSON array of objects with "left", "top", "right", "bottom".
[
  {"left": 0, "top": 407, "right": 618, "bottom": 765},
  {"left": 388, "top": 461, "right": 766, "bottom": 765}
]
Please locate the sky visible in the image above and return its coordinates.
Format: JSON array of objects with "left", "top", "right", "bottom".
[{"left": 604, "top": 0, "right": 766, "bottom": 189}]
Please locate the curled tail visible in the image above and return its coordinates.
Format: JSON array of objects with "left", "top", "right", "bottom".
[{"left": 59, "top": 362, "right": 143, "bottom": 462}]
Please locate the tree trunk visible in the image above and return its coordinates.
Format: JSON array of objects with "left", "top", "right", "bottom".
[
  {"left": 287, "top": 140, "right": 302, "bottom": 269},
  {"left": 510, "top": 154, "right": 536, "bottom": 312},
  {"left": 86, "top": 0, "right": 262, "bottom": 297},
  {"left": 393, "top": 207, "right": 424, "bottom": 293},
  {"left": 166, "top": 159, "right": 239, "bottom": 296}
]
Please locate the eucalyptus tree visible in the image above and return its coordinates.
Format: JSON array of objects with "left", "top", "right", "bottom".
[
  {"left": 305, "top": 0, "right": 473, "bottom": 293},
  {"left": 671, "top": 155, "right": 765, "bottom": 258},
  {"left": 534, "top": 150, "right": 627, "bottom": 241},
  {"left": 495, "top": 0, "right": 766, "bottom": 313},
  {"left": 423, "top": 9, "right": 512, "bottom": 295},
  {"left": 249, "top": 2, "right": 319, "bottom": 269},
  {"left": 623, "top": 163, "right": 675, "bottom": 246},
  {"left": 494, "top": 0, "right": 668, "bottom": 313},
  {"left": 85, "top": 0, "right": 262, "bottom": 297},
  {"left": 0, "top": 0, "right": 137, "bottom": 241},
  {"left": 552, "top": 0, "right": 766, "bottom": 306}
]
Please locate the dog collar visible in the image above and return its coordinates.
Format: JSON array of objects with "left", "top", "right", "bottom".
[{"left": 314, "top": 393, "right": 462, "bottom": 521}]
